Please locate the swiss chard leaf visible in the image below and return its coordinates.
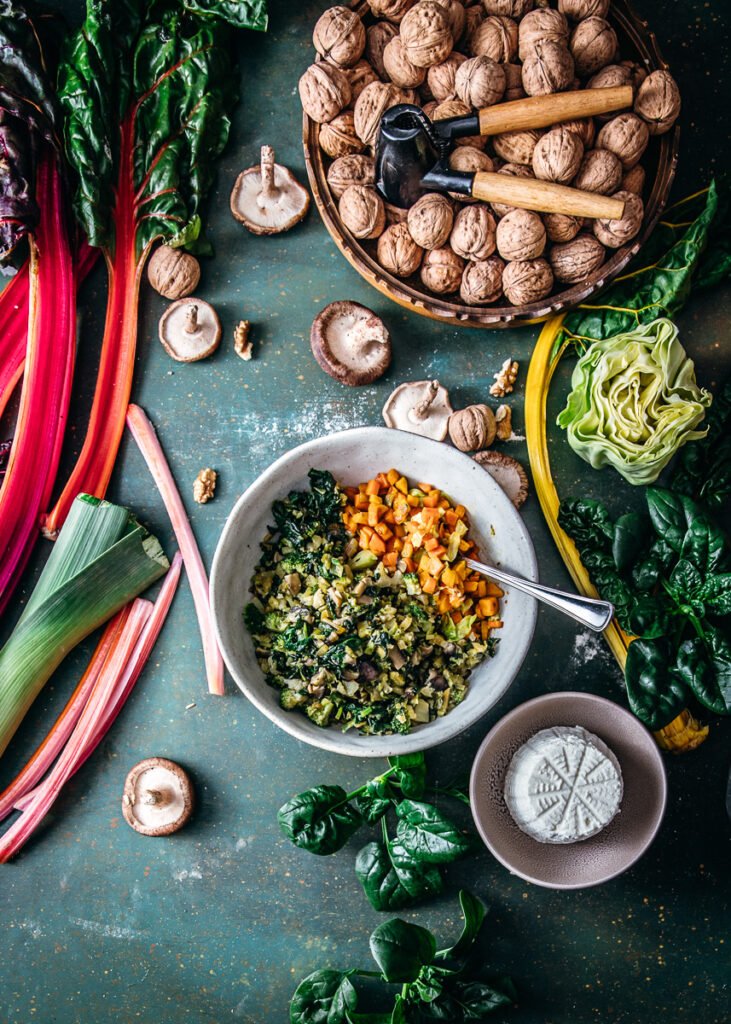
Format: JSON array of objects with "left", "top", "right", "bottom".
[
  {"left": 289, "top": 969, "right": 358, "bottom": 1024},
  {"left": 394, "top": 800, "right": 473, "bottom": 864},
  {"left": 278, "top": 785, "right": 363, "bottom": 856},
  {"left": 676, "top": 627, "right": 731, "bottom": 715},
  {"left": 625, "top": 639, "right": 688, "bottom": 729},
  {"left": 369, "top": 919, "right": 437, "bottom": 984}
]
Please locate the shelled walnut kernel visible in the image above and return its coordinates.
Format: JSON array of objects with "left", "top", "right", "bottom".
[{"left": 193, "top": 468, "right": 217, "bottom": 504}]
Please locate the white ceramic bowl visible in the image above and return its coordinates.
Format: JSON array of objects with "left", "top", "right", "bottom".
[{"left": 210, "top": 427, "right": 538, "bottom": 756}]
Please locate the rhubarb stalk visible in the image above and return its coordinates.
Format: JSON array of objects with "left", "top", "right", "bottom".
[{"left": 126, "top": 405, "right": 224, "bottom": 696}]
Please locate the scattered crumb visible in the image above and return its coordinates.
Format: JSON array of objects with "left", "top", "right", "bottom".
[{"left": 185, "top": 701, "right": 197, "bottom": 711}]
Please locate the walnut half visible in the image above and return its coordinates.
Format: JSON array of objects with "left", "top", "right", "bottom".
[
  {"left": 490, "top": 358, "right": 519, "bottom": 397},
  {"left": 193, "top": 468, "right": 217, "bottom": 504}
]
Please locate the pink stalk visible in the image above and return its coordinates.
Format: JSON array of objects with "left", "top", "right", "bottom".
[
  {"left": 126, "top": 404, "right": 224, "bottom": 695},
  {"left": 4, "top": 555, "right": 182, "bottom": 845},
  {"left": 0, "top": 610, "right": 129, "bottom": 823}
]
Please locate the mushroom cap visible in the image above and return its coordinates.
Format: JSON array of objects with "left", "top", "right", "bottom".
[
  {"left": 230, "top": 161, "right": 310, "bottom": 236},
  {"left": 310, "top": 301, "right": 392, "bottom": 386},
  {"left": 382, "top": 379, "right": 453, "bottom": 441},
  {"left": 158, "top": 298, "right": 222, "bottom": 362},
  {"left": 122, "top": 757, "right": 194, "bottom": 837},
  {"left": 472, "top": 450, "right": 529, "bottom": 508}
]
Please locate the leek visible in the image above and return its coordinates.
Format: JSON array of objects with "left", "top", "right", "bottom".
[{"left": 0, "top": 494, "right": 168, "bottom": 758}]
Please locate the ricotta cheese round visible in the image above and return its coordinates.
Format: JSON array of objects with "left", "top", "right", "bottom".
[{"left": 504, "top": 725, "right": 623, "bottom": 844}]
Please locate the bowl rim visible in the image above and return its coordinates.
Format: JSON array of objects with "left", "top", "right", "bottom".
[
  {"left": 469, "top": 690, "right": 668, "bottom": 889},
  {"left": 302, "top": 0, "right": 680, "bottom": 328},
  {"left": 209, "top": 426, "right": 538, "bottom": 756}
]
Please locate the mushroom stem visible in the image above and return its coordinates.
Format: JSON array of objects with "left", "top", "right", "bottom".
[
  {"left": 259, "top": 145, "right": 277, "bottom": 203},
  {"left": 142, "top": 788, "right": 171, "bottom": 807},
  {"left": 409, "top": 380, "right": 440, "bottom": 424},
  {"left": 184, "top": 304, "right": 199, "bottom": 334}
]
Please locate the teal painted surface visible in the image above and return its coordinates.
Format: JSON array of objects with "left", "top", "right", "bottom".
[{"left": 1, "top": 1, "right": 729, "bottom": 1021}]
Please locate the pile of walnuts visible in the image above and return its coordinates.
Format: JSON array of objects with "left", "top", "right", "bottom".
[{"left": 299, "top": 0, "right": 681, "bottom": 308}]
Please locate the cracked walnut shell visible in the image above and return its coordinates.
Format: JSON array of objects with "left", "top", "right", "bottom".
[
  {"left": 420, "top": 246, "right": 465, "bottom": 294},
  {"left": 193, "top": 468, "right": 217, "bottom": 504},
  {"left": 490, "top": 358, "right": 520, "bottom": 398},
  {"left": 313, "top": 6, "right": 366, "bottom": 68},
  {"left": 550, "top": 232, "right": 605, "bottom": 282},
  {"left": 532, "top": 125, "right": 583, "bottom": 183},
  {"left": 496, "top": 209, "right": 546, "bottom": 262},
  {"left": 399, "top": 2, "right": 454, "bottom": 69},
  {"left": 339, "top": 185, "right": 386, "bottom": 239},
  {"left": 407, "top": 192, "right": 454, "bottom": 249},
  {"left": 593, "top": 190, "right": 644, "bottom": 248},
  {"left": 299, "top": 62, "right": 351, "bottom": 123},
  {"left": 377, "top": 222, "right": 424, "bottom": 277}
]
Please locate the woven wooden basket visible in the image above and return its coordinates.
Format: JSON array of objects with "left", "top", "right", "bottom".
[{"left": 302, "top": 0, "right": 680, "bottom": 328}]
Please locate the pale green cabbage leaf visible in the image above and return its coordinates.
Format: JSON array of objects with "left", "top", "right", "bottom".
[{"left": 557, "top": 317, "right": 712, "bottom": 486}]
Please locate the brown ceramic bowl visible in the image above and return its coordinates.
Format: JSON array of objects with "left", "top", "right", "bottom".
[
  {"left": 302, "top": 0, "right": 680, "bottom": 328},
  {"left": 469, "top": 691, "right": 667, "bottom": 889}
]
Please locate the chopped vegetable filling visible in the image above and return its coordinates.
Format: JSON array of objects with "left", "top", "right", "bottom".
[{"left": 244, "top": 469, "right": 502, "bottom": 735}]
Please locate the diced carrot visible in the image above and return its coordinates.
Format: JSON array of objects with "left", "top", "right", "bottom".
[
  {"left": 369, "top": 534, "right": 386, "bottom": 554},
  {"left": 428, "top": 556, "right": 443, "bottom": 576},
  {"left": 490, "top": 619, "right": 504, "bottom": 630},
  {"left": 406, "top": 494, "right": 420, "bottom": 506},
  {"left": 386, "top": 468, "right": 400, "bottom": 485},
  {"left": 368, "top": 504, "right": 380, "bottom": 527},
  {"left": 391, "top": 537, "right": 403, "bottom": 551},
  {"left": 422, "top": 493, "right": 440, "bottom": 508},
  {"left": 418, "top": 482, "right": 434, "bottom": 493},
  {"left": 476, "top": 581, "right": 487, "bottom": 597},
  {"left": 454, "top": 505, "right": 466, "bottom": 519},
  {"left": 444, "top": 509, "right": 458, "bottom": 527},
  {"left": 375, "top": 522, "right": 392, "bottom": 540},
  {"left": 437, "top": 594, "right": 451, "bottom": 614},
  {"left": 418, "top": 553, "right": 431, "bottom": 572},
  {"left": 359, "top": 529, "right": 370, "bottom": 548},
  {"left": 423, "top": 536, "right": 439, "bottom": 552},
  {"left": 366, "top": 479, "right": 381, "bottom": 495},
  {"left": 421, "top": 576, "right": 438, "bottom": 595},
  {"left": 395, "top": 476, "right": 408, "bottom": 494},
  {"left": 403, "top": 557, "right": 415, "bottom": 573},
  {"left": 393, "top": 523, "right": 405, "bottom": 537},
  {"left": 480, "top": 621, "right": 491, "bottom": 641},
  {"left": 486, "top": 582, "right": 504, "bottom": 597},
  {"left": 382, "top": 551, "right": 398, "bottom": 568},
  {"left": 430, "top": 544, "right": 446, "bottom": 558},
  {"left": 458, "top": 539, "right": 471, "bottom": 552},
  {"left": 376, "top": 472, "right": 389, "bottom": 488},
  {"left": 451, "top": 610, "right": 462, "bottom": 624},
  {"left": 464, "top": 580, "right": 479, "bottom": 593},
  {"left": 402, "top": 541, "right": 413, "bottom": 558},
  {"left": 477, "top": 597, "right": 498, "bottom": 617}
]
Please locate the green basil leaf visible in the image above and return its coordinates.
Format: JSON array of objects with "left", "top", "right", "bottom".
[
  {"left": 676, "top": 628, "right": 731, "bottom": 714},
  {"left": 355, "top": 840, "right": 443, "bottom": 912},
  {"left": 438, "top": 890, "right": 487, "bottom": 961},
  {"left": 183, "top": 0, "right": 268, "bottom": 29},
  {"left": 388, "top": 753, "right": 426, "bottom": 799},
  {"left": 290, "top": 969, "right": 357, "bottom": 1024},
  {"left": 369, "top": 918, "right": 437, "bottom": 984},
  {"left": 278, "top": 785, "right": 363, "bottom": 855},
  {"left": 702, "top": 574, "right": 731, "bottom": 616},
  {"left": 612, "top": 513, "right": 648, "bottom": 573},
  {"left": 625, "top": 638, "right": 688, "bottom": 730},
  {"left": 395, "top": 801, "right": 473, "bottom": 863}
]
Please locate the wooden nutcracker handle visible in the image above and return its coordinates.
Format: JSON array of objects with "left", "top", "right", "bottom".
[
  {"left": 477, "top": 85, "right": 633, "bottom": 136},
  {"left": 471, "top": 172, "right": 626, "bottom": 219}
]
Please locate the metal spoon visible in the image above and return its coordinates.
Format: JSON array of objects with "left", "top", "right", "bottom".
[{"left": 464, "top": 557, "right": 614, "bottom": 633}]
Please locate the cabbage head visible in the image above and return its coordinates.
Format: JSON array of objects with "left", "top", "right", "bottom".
[{"left": 557, "top": 318, "right": 712, "bottom": 486}]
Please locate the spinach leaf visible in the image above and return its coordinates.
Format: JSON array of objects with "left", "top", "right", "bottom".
[
  {"left": 437, "top": 890, "right": 487, "bottom": 961},
  {"left": 673, "top": 378, "right": 731, "bottom": 512},
  {"left": 369, "top": 919, "right": 437, "bottom": 983},
  {"left": 395, "top": 800, "right": 472, "bottom": 863},
  {"left": 354, "top": 778, "right": 393, "bottom": 825},
  {"left": 183, "top": 0, "right": 268, "bottom": 30},
  {"left": 646, "top": 488, "right": 689, "bottom": 553},
  {"left": 355, "top": 838, "right": 443, "bottom": 912},
  {"left": 676, "top": 627, "right": 731, "bottom": 715},
  {"left": 667, "top": 559, "right": 706, "bottom": 616},
  {"left": 290, "top": 969, "right": 357, "bottom": 1024},
  {"left": 278, "top": 785, "right": 363, "bottom": 856},
  {"left": 625, "top": 639, "right": 688, "bottom": 729},
  {"left": 389, "top": 753, "right": 427, "bottom": 799},
  {"left": 273, "top": 469, "right": 343, "bottom": 547},
  {"left": 450, "top": 977, "right": 517, "bottom": 1018},
  {"left": 612, "top": 513, "right": 648, "bottom": 573},
  {"left": 702, "top": 574, "right": 731, "bottom": 616}
]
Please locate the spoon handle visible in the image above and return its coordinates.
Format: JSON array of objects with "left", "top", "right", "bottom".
[{"left": 465, "top": 557, "right": 614, "bottom": 633}]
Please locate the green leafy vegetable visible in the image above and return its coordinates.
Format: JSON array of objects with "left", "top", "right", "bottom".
[
  {"left": 289, "top": 969, "right": 357, "bottom": 1024},
  {"left": 625, "top": 639, "right": 688, "bottom": 730},
  {"left": 394, "top": 800, "right": 472, "bottom": 863},
  {"left": 370, "top": 919, "right": 437, "bottom": 984},
  {"left": 557, "top": 318, "right": 711, "bottom": 486},
  {"left": 673, "top": 377, "right": 731, "bottom": 513},
  {"left": 277, "top": 785, "right": 363, "bottom": 856},
  {"left": 438, "top": 890, "right": 487, "bottom": 961}
]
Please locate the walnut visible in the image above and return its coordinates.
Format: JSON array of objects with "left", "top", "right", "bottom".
[
  {"left": 432, "top": 0, "right": 466, "bottom": 42},
  {"left": 543, "top": 212, "right": 583, "bottom": 243},
  {"left": 502, "top": 259, "right": 553, "bottom": 305},
  {"left": 491, "top": 162, "right": 534, "bottom": 218},
  {"left": 327, "top": 154, "right": 375, "bottom": 198},
  {"left": 620, "top": 59, "right": 648, "bottom": 92},
  {"left": 562, "top": 116, "right": 596, "bottom": 148},
  {"left": 621, "top": 163, "right": 645, "bottom": 196},
  {"left": 471, "top": 16, "right": 518, "bottom": 62},
  {"left": 319, "top": 111, "right": 365, "bottom": 159},
  {"left": 422, "top": 99, "right": 439, "bottom": 120},
  {"left": 521, "top": 40, "right": 574, "bottom": 96},
  {"left": 496, "top": 208, "right": 546, "bottom": 261},
  {"left": 455, "top": 56, "right": 506, "bottom": 107},
  {"left": 532, "top": 125, "right": 583, "bottom": 182},
  {"left": 569, "top": 17, "right": 617, "bottom": 76},
  {"left": 550, "top": 232, "right": 605, "bottom": 282},
  {"left": 490, "top": 358, "right": 520, "bottom": 397},
  {"left": 147, "top": 245, "right": 200, "bottom": 299},
  {"left": 450, "top": 204, "right": 497, "bottom": 261},
  {"left": 399, "top": 2, "right": 454, "bottom": 68},
  {"left": 493, "top": 129, "right": 542, "bottom": 166},
  {"left": 495, "top": 403, "right": 513, "bottom": 441},
  {"left": 233, "top": 320, "right": 253, "bottom": 360},
  {"left": 383, "top": 36, "right": 427, "bottom": 89},
  {"left": 518, "top": 8, "right": 568, "bottom": 61},
  {"left": 299, "top": 62, "right": 352, "bottom": 123},
  {"left": 558, "top": 0, "right": 609, "bottom": 19},
  {"left": 366, "top": 22, "right": 398, "bottom": 78},
  {"left": 407, "top": 192, "right": 454, "bottom": 249},
  {"left": 433, "top": 99, "right": 486, "bottom": 149},
  {"left": 385, "top": 201, "right": 410, "bottom": 224},
  {"left": 483, "top": 0, "right": 534, "bottom": 17},
  {"left": 449, "top": 404, "right": 497, "bottom": 452},
  {"left": 448, "top": 146, "right": 494, "bottom": 202},
  {"left": 420, "top": 246, "right": 465, "bottom": 293},
  {"left": 427, "top": 52, "right": 467, "bottom": 101},
  {"left": 354, "top": 81, "right": 403, "bottom": 145},
  {"left": 377, "top": 222, "right": 424, "bottom": 276},
  {"left": 587, "top": 63, "right": 632, "bottom": 91},
  {"left": 572, "top": 148, "right": 622, "bottom": 194},
  {"left": 460, "top": 255, "right": 505, "bottom": 304},
  {"left": 347, "top": 59, "right": 380, "bottom": 101},
  {"left": 339, "top": 185, "right": 387, "bottom": 239},
  {"left": 593, "top": 190, "right": 644, "bottom": 248},
  {"left": 368, "top": 0, "right": 417, "bottom": 22},
  {"left": 463, "top": 4, "right": 486, "bottom": 47},
  {"left": 313, "top": 6, "right": 366, "bottom": 68},
  {"left": 193, "top": 468, "right": 217, "bottom": 504},
  {"left": 634, "top": 70, "right": 681, "bottom": 135},
  {"left": 596, "top": 113, "right": 649, "bottom": 170},
  {"left": 502, "top": 62, "right": 526, "bottom": 101}
]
